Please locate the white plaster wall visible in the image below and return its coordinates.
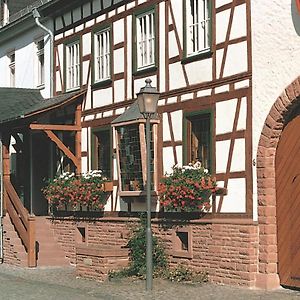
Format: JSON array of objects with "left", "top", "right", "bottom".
[
  {"left": 0, "top": 20, "right": 53, "bottom": 98},
  {"left": 216, "top": 178, "right": 246, "bottom": 213},
  {"left": 252, "top": 1, "right": 300, "bottom": 220}
]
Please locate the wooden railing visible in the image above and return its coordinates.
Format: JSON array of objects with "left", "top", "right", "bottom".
[{"left": 3, "top": 179, "right": 36, "bottom": 267}]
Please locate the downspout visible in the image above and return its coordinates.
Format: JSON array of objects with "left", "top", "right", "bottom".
[{"left": 32, "top": 8, "right": 54, "bottom": 97}]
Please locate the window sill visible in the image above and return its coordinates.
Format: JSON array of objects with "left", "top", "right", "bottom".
[
  {"left": 181, "top": 50, "right": 212, "bottom": 65},
  {"left": 36, "top": 84, "right": 45, "bottom": 90},
  {"left": 133, "top": 65, "right": 157, "bottom": 77},
  {"left": 172, "top": 250, "right": 193, "bottom": 259},
  {"left": 92, "top": 79, "right": 112, "bottom": 89},
  {"left": 66, "top": 86, "right": 81, "bottom": 93},
  {"left": 120, "top": 191, "right": 158, "bottom": 203}
]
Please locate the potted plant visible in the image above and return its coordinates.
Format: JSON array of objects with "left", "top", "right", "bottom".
[
  {"left": 42, "top": 170, "right": 111, "bottom": 211},
  {"left": 158, "top": 162, "right": 217, "bottom": 212}
]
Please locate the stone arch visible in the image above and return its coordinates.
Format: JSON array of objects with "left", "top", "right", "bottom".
[{"left": 256, "top": 76, "right": 300, "bottom": 289}]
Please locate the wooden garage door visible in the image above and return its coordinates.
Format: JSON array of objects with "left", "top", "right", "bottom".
[{"left": 276, "top": 115, "right": 300, "bottom": 288}]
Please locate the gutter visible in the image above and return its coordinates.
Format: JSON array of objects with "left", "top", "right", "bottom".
[{"left": 32, "top": 8, "right": 54, "bottom": 97}]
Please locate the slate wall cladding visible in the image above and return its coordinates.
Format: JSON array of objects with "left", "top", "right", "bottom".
[{"left": 50, "top": 217, "right": 259, "bottom": 287}]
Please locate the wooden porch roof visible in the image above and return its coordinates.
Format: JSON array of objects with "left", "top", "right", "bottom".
[{"left": 0, "top": 88, "right": 85, "bottom": 125}]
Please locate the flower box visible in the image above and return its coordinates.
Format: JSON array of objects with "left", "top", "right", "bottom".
[
  {"left": 158, "top": 162, "right": 217, "bottom": 212},
  {"left": 102, "top": 181, "right": 113, "bottom": 192},
  {"left": 42, "top": 170, "right": 111, "bottom": 212}
]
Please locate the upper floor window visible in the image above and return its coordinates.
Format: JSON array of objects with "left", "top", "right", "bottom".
[
  {"left": 36, "top": 38, "right": 44, "bottom": 87},
  {"left": 1, "top": 0, "right": 9, "bottom": 26},
  {"left": 94, "top": 28, "right": 110, "bottom": 82},
  {"left": 136, "top": 10, "right": 155, "bottom": 70},
  {"left": 66, "top": 41, "right": 80, "bottom": 90},
  {"left": 8, "top": 51, "right": 15, "bottom": 87},
  {"left": 184, "top": 113, "right": 211, "bottom": 170},
  {"left": 91, "top": 128, "right": 112, "bottom": 179},
  {"left": 185, "top": 0, "right": 211, "bottom": 57}
]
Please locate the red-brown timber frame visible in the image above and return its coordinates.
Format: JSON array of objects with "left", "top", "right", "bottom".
[{"left": 29, "top": 103, "right": 82, "bottom": 175}]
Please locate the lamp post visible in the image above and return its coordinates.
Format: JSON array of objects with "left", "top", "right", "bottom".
[{"left": 136, "top": 79, "right": 159, "bottom": 291}]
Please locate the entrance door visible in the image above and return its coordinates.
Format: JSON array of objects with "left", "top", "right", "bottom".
[
  {"left": 31, "top": 132, "right": 51, "bottom": 216},
  {"left": 276, "top": 115, "right": 300, "bottom": 288}
]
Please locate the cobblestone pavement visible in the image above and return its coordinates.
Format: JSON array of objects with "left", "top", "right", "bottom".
[{"left": 0, "top": 264, "right": 299, "bottom": 300}]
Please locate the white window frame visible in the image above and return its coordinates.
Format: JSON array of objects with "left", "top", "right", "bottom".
[
  {"left": 66, "top": 41, "right": 80, "bottom": 91},
  {"left": 8, "top": 51, "right": 15, "bottom": 87},
  {"left": 94, "top": 28, "right": 110, "bottom": 82},
  {"left": 136, "top": 10, "right": 155, "bottom": 70},
  {"left": 186, "top": 0, "right": 210, "bottom": 56},
  {"left": 1, "top": 0, "right": 9, "bottom": 26},
  {"left": 35, "top": 38, "right": 45, "bottom": 87}
]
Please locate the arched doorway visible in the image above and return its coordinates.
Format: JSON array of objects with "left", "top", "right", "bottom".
[
  {"left": 256, "top": 76, "right": 300, "bottom": 289},
  {"left": 276, "top": 115, "right": 300, "bottom": 288}
]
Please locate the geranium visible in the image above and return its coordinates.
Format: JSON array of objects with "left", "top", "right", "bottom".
[
  {"left": 42, "top": 170, "right": 110, "bottom": 211},
  {"left": 158, "top": 162, "right": 217, "bottom": 212}
]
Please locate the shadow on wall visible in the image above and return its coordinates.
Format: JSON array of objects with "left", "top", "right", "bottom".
[{"left": 291, "top": 0, "right": 300, "bottom": 35}]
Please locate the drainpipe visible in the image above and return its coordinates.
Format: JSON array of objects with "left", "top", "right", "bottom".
[{"left": 32, "top": 8, "right": 54, "bottom": 97}]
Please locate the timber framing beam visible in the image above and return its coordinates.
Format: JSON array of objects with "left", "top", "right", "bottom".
[
  {"left": 44, "top": 130, "right": 80, "bottom": 170},
  {"left": 29, "top": 124, "right": 81, "bottom": 131}
]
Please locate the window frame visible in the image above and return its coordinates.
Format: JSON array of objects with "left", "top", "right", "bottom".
[
  {"left": 182, "top": 0, "right": 212, "bottom": 63},
  {"left": 183, "top": 110, "right": 214, "bottom": 172},
  {"left": 35, "top": 37, "right": 45, "bottom": 88},
  {"left": 1, "top": 0, "right": 9, "bottom": 26},
  {"left": 92, "top": 25, "right": 112, "bottom": 86},
  {"left": 8, "top": 51, "right": 15, "bottom": 87},
  {"left": 64, "top": 39, "right": 81, "bottom": 92},
  {"left": 133, "top": 6, "right": 157, "bottom": 75},
  {"left": 91, "top": 127, "right": 113, "bottom": 180}
]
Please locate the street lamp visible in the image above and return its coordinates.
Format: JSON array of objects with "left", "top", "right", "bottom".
[{"left": 136, "top": 78, "right": 159, "bottom": 291}]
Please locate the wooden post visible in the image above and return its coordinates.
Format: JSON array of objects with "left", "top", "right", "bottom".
[
  {"left": 27, "top": 215, "right": 36, "bottom": 267},
  {"left": 2, "top": 137, "right": 10, "bottom": 214},
  {"left": 75, "top": 104, "right": 82, "bottom": 175}
]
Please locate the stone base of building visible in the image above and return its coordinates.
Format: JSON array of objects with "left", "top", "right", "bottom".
[
  {"left": 76, "top": 244, "right": 129, "bottom": 281},
  {"left": 255, "top": 273, "right": 280, "bottom": 290},
  {"left": 49, "top": 215, "right": 259, "bottom": 287}
]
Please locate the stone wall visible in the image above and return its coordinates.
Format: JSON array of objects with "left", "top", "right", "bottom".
[{"left": 49, "top": 216, "right": 259, "bottom": 287}]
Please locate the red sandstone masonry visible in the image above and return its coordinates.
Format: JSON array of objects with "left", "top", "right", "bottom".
[
  {"left": 256, "top": 76, "right": 300, "bottom": 289},
  {"left": 50, "top": 217, "right": 258, "bottom": 287}
]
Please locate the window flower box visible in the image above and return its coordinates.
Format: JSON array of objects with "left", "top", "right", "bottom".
[
  {"left": 158, "top": 162, "right": 218, "bottom": 212},
  {"left": 42, "top": 170, "right": 111, "bottom": 212},
  {"left": 102, "top": 181, "right": 113, "bottom": 192}
]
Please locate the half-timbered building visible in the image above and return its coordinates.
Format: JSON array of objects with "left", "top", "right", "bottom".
[{"left": 1, "top": 0, "right": 300, "bottom": 290}]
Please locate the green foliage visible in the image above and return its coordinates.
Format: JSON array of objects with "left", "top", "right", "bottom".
[
  {"left": 109, "top": 214, "right": 168, "bottom": 279},
  {"left": 165, "top": 264, "right": 208, "bottom": 283},
  {"left": 126, "top": 214, "right": 168, "bottom": 278}
]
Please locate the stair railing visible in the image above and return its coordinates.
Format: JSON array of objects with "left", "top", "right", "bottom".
[{"left": 3, "top": 179, "right": 36, "bottom": 267}]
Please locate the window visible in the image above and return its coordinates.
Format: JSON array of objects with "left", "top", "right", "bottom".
[
  {"left": 172, "top": 227, "right": 193, "bottom": 259},
  {"left": 185, "top": 113, "right": 211, "bottom": 170},
  {"left": 1, "top": 0, "right": 9, "bottom": 26},
  {"left": 36, "top": 39, "right": 44, "bottom": 87},
  {"left": 66, "top": 41, "right": 80, "bottom": 90},
  {"left": 94, "top": 28, "right": 110, "bottom": 82},
  {"left": 8, "top": 51, "right": 15, "bottom": 87},
  {"left": 136, "top": 10, "right": 155, "bottom": 70},
  {"left": 185, "top": 0, "right": 211, "bottom": 56},
  {"left": 92, "top": 128, "right": 112, "bottom": 179}
]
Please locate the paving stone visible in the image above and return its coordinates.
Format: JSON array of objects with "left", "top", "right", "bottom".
[{"left": 0, "top": 264, "right": 299, "bottom": 300}]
